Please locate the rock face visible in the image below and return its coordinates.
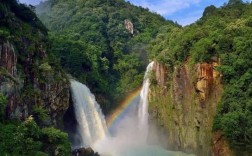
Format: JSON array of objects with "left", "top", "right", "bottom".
[
  {"left": 196, "top": 63, "right": 213, "bottom": 106},
  {"left": 72, "top": 147, "right": 100, "bottom": 156},
  {"left": 0, "top": 41, "right": 16, "bottom": 76},
  {"left": 153, "top": 62, "right": 168, "bottom": 87},
  {"left": 0, "top": 40, "right": 70, "bottom": 128},
  {"left": 195, "top": 61, "right": 220, "bottom": 107},
  {"left": 124, "top": 19, "right": 134, "bottom": 34},
  {"left": 149, "top": 60, "right": 231, "bottom": 155},
  {"left": 0, "top": 41, "right": 21, "bottom": 118},
  {"left": 212, "top": 131, "right": 234, "bottom": 156}
]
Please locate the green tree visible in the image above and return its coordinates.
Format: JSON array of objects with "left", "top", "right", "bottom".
[
  {"left": 41, "top": 127, "right": 71, "bottom": 156},
  {"left": 0, "top": 93, "right": 7, "bottom": 121},
  {"left": 203, "top": 5, "right": 217, "bottom": 17},
  {"left": 227, "top": 0, "right": 243, "bottom": 5}
]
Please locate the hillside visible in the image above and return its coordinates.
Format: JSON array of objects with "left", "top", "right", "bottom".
[
  {"left": 148, "top": 0, "right": 252, "bottom": 155},
  {"left": 36, "top": 0, "right": 178, "bottom": 113},
  {"left": 0, "top": 0, "right": 71, "bottom": 155}
]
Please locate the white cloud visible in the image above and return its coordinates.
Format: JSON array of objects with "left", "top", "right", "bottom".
[{"left": 127, "top": 0, "right": 201, "bottom": 16}]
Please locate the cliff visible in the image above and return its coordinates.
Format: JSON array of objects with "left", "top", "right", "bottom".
[
  {"left": 0, "top": 1, "right": 73, "bottom": 155},
  {"left": 0, "top": 1, "right": 70, "bottom": 128},
  {"left": 149, "top": 61, "right": 234, "bottom": 156},
  {"left": 0, "top": 40, "right": 70, "bottom": 128},
  {"left": 147, "top": 2, "right": 252, "bottom": 154}
]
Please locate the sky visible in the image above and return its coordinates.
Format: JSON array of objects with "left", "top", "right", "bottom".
[
  {"left": 19, "top": 0, "right": 251, "bottom": 26},
  {"left": 126, "top": 0, "right": 230, "bottom": 26}
]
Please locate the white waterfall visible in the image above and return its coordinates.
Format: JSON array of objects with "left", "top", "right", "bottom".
[
  {"left": 93, "top": 61, "right": 155, "bottom": 155},
  {"left": 69, "top": 63, "right": 193, "bottom": 156},
  {"left": 70, "top": 61, "right": 154, "bottom": 155},
  {"left": 138, "top": 61, "right": 154, "bottom": 141},
  {"left": 70, "top": 80, "right": 108, "bottom": 149}
]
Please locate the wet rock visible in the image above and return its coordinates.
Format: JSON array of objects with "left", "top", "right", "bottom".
[
  {"left": 153, "top": 62, "right": 168, "bottom": 87},
  {"left": 72, "top": 147, "right": 100, "bottom": 156}
]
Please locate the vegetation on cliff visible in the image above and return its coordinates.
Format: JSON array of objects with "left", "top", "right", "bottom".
[
  {"left": 0, "top": 0, "right": 71, "bottom": 155},
  {"left": 36, "top": 0, "right": 178, "bottom": 113},
  {"left": 149, "top": 0, "right": 252, "bottom": 152}
]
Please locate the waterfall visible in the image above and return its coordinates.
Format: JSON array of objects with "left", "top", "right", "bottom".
[
  {"left": 93, "top": 61, "right": 154, "bottom": 155},
  {"left": 69, "top": 63, "right": 193, "bottom": 156},
  {"left": 70, "top": 80, "right": 108, "bottom": 149},
  {"left": 138, "top": 61, "right": 154, "bottom": 141},
  {"left": 69, "top": 61, "right": 154, "bottom": 154}
]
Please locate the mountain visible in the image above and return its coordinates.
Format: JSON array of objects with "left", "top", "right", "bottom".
[
  {"left": 1, "top": 0, "right": 252, "bottom": 155},
  {"left": 36, "top": 0, "right": 252, "bottom": 155},
  {"left": 36, "top": 0, "right": 178, "bottom": 113}
]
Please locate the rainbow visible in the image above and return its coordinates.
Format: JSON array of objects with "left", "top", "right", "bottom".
[{"left": 106, "top": 87, "right": 142, "bottom": 129}]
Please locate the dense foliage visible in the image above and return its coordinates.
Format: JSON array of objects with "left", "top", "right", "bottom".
[
  {"left": 0, "top": 1, "right": 71, "bottom": 155},
  {"left": 149, "top": 0, "right": 252, "bottom": 150},
  {"left": 0, "top": 93, "right": 7, "bottom": 121},
  {"left": 0, "top": 0, "right": 47, "bottom": 38},
  {"left": 0, "top": 117, "right": 71, "bottom": 156},
  {"left": 0, "top": 94, "right": 70, "bottom": 155},
  {"left": 36, "top": 0, "right": 178, "bottom": 113}
]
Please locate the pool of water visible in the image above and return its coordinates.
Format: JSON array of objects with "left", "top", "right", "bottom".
[{"left": 119, "top": 145, "right": 194, "bottom": 156}]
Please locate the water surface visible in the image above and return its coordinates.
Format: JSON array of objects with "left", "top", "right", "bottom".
[{"left": 120, "top": 145, "right": 194, "bottom": 156}]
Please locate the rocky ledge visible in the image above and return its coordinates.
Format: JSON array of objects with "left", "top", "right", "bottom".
[{"left": 72, "top": 147, "right": 100, "bottom": 156}]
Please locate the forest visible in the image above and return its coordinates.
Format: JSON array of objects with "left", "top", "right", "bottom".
[{"left": 0, "top": 0, "right": 252, "bottom": 155}]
